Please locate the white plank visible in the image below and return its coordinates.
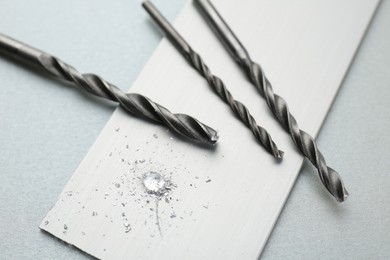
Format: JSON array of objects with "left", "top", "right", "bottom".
[{"left": 40, "top": 0, "right": 379, "bottom": 259}]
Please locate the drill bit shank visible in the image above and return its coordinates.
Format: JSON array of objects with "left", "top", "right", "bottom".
[
  {"left": 143, "top": 0, "right": 283, "bottom": 159},
  {"left": 0, "top": 33, "right": 218, "bottom": 145},
  {"left": 194, "top": 0, "right": 348, "bottom": 202}
]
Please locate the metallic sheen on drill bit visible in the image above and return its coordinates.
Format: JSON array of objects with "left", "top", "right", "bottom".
[
  {"left": 0, "top": 33, "right": 218, "bottom": 145},
  {"left": 194, "top": 0, "right": 349, "bottom": 202},
  {"left": 143, "top": 0, "right": 283, "bottom": 159}
]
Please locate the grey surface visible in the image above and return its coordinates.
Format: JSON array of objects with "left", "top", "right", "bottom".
[{"left": 0, "top": 0, "right": 388, "bottom": 259}]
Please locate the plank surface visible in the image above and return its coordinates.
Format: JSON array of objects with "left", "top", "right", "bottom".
[{"left": 40, "top": 0, "right": 379, "bottom": 259}]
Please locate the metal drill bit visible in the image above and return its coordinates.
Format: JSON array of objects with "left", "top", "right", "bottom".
[
  {"left": 194, "top": 0, "right": 349, "bottom": 202},
  {"left": 0, "top": 33, "right": 218, "bottom": 145},
  {"left": 143, "top": 0, "right": 283, "bottom": 159}
]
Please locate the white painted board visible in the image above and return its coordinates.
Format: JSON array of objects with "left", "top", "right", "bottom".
[{"left": 40, "top": 0, "right": 379, "bottom": 259}]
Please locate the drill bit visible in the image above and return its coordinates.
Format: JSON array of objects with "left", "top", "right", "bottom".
[
  {"left": 194, "top": 0, "right": 349, "bottom": 202},
  {"left": 0, "top": 33, "right": 218, "bottom": 145},
  {"left": 143, "top": 0, "right": 284, "bottom": 159}
]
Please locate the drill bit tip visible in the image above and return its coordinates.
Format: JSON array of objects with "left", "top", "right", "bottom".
[
  {"left": 337, "top": 192, "right": 349, "bottom": 203},
  {"left": 210, "top": 131, "right": 219, "bottom": 143},
  {"left": 275, "top": 150, "right": 284, "bottom": 159}
]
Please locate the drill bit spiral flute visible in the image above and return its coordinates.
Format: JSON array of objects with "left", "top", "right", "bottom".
[
  {"left": 143, "top": 1, "right": 284, "bottom": 159},
  {"left": 0, "top": 33, "right": 218, "bottom": 145},
  {"left": 194, "top": 0, "right": 348, "bottom": 202}
]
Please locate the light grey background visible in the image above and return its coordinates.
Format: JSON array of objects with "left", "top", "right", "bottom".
[{"left": 0, "top": 0, "right": 389, "bottom": 259}]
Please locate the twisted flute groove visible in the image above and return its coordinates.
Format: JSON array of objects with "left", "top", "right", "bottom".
[
  {"left": 186, "top": 51, "right": 283, "bottom": 158},
  {"left": 36, "top": 53, "right": 218, "bottom": 145},
  {"left": 242, "top": 59, "right": 349, "bottom": 202}
]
